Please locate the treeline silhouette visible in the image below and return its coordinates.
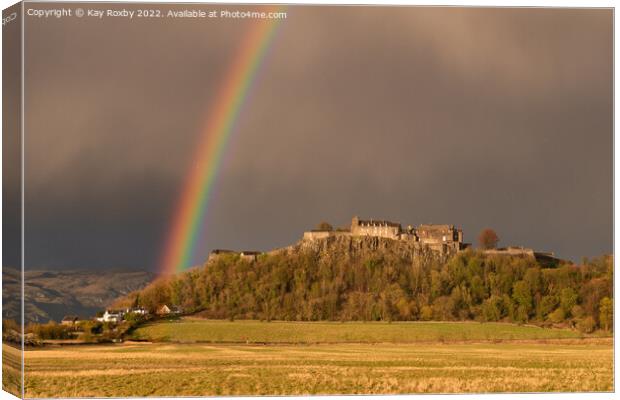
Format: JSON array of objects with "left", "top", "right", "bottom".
[{"left": 124, "top": 245, "right": 613, "bottom": 332}]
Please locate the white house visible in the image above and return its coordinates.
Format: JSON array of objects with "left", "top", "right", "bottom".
[{"left": 97, "top": 309, "right": 124, "bottom": 323}]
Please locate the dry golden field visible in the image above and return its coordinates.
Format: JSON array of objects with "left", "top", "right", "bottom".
[
  {"left": 2, "top": 343, "right": 22, "bottom": 397},
  {"left": 21, "top": 338, "right": 613, "bottom": 397}
]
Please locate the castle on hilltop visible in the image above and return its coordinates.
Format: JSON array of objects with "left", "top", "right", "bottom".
[
  {"left": 207, "top": 216, "right": 562, "bottom": 266},
  {"left": 303, "top": 216, "right": 468, "bottom": 255}
]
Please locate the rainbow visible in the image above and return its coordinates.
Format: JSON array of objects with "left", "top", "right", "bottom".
[{"left": 159, "top": 8, "right": 286, "bottom": 276}]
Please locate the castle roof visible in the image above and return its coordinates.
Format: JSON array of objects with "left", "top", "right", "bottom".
[
  {"left": 357, "top": 219, "right": 401, "bottom": 228},
  {"left": 417, "top": 224, "right": 455, "bottom": 231}
]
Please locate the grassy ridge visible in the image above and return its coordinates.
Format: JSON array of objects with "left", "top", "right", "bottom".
[
  {"left": 131, "top": 319, "right": 582, "bottom": 343},
  {"left": 22, "top": 341, "right": 613, "bottom": 396}
]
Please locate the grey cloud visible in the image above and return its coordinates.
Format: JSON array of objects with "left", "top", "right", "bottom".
[{"left": 22, "top": 5, "right": 612, "bottom": 269}]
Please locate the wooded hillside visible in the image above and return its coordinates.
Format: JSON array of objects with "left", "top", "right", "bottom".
[{"left": 121, "top": 236, "right": 613, "bottom": 332}]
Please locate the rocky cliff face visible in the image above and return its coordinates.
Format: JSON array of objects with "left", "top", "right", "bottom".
[{"left": 273, "top": 234, "right": 447, "bottom": 266}]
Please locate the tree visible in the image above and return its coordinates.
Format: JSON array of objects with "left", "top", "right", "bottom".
[
  {"left": 512, "top": 280, "right": 532, "bottom": 318},
  {"left": 132, "top": 293, "right": 140, "bottom": 308},
  {"left": 571, "top": 305, "right": 585, "bottom": 319},
  {"left": 560, "top": 288, "right": 578, "bottom": 315},
  {"left": 482, "top": 295, "right": 502, "bottom": 321},
  {"left": 538, "top": 295, "right": 558, "bottom": 319},
  {"left": 577, "top": 316, "right": 596, "bottom": 334},
  {"left": 316, "top": 222, "right": 333, "bottom": 231},
  {"left": 432, "top": 296, "right": 455, "bottom": 320},
  {"left": 511, "top": 279, "right": 533, "bottom": 323},
  {"left": 478, "top": 228, "right": 499, "bottom": 249},
  {"left": 548, "top": 308, "right": 566, "bottom": 324},
  {"left": 2, "top": 319, "right": 20, "bottom": 334},
  {"left": 420, "top": 305, "right": 433, "bottom": 321},
  {"left": 599, "top": 297, "right": 613, "bottom": 331}
]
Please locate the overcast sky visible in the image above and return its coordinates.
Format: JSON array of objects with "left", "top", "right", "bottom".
[{"left": 20, "top": 5, "right": 612, "bottom": 270}]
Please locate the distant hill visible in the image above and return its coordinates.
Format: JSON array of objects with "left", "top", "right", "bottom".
[{"left": 3, "top": 267, "right": 155, "bottom": 323}]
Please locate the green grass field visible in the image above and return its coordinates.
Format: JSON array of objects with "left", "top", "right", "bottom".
[{"left": 131, "top": 318, "right": 583, "bottom": 343}]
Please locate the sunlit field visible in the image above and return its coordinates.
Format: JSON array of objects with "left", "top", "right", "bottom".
[
  {"left": 23, "top": 339, "right": 612, "bottom": 397},
  {"left": 17, "top": 320, "right": 612, "bottom": 397},
  {"left": 2, "top": 342, "right": 22, "bottom": 397}
]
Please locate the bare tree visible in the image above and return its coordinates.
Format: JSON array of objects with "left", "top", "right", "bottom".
[{"left": 478, "top": 228, "right": 499, "bottom": 249}]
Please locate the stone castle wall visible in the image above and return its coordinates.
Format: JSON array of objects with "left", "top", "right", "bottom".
[
  {"left": 303, "top": 231, "right": 352, "bottom": 241},
  {"left": 302, "top": 217, "right": 465, "bottom": 256},
  {"left": 350, "top": 224, "right": 400, "bottom": 240}
]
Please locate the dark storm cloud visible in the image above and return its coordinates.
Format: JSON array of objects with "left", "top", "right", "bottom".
[{"left": 22, "top": 5, "right": 612, "bottom": 269}]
